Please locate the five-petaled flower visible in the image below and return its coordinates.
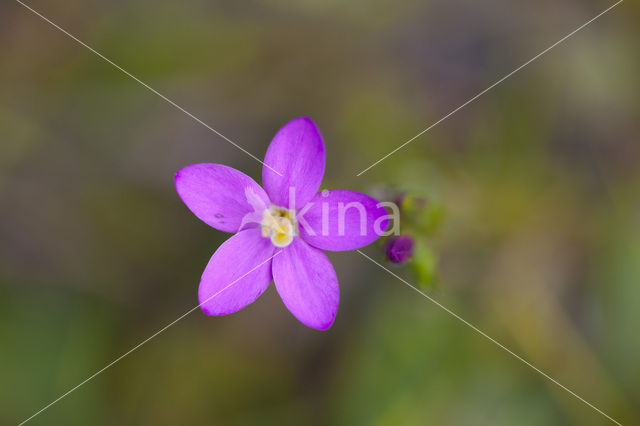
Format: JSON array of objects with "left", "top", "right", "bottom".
[{"left": 175, "top": 117, "right": 388, "bottom": 329}]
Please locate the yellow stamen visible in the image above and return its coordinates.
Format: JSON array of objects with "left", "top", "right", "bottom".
[{"left": 261, "top": 206, "right": 297, "bottom": 247}]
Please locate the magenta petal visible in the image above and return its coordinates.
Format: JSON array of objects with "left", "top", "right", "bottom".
[
  {"left": 262, "top": 117, "right": 326, "bottom": 209},
  {"left": 199, "top": 229, "right": 275, "bottom": 315},
  {"left": 175, "top": 163, "right": 270, "bottom": 233},
  {"left": 299, "top": 190, "right": 389, "bottom": 251},
  {"left": 272, "top": 238, "right": 339, "bottom": 330}
]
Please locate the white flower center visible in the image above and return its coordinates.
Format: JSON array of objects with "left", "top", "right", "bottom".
[{"left": 261, "top": 206, "right": 297, "bottom": 248}]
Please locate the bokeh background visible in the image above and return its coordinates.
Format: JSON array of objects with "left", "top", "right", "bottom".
[{"left": 1, "top": 0, "right": 639, "bottom": 424}]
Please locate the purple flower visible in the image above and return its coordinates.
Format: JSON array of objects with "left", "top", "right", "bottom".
[
  {"left": 385, "top": 235, "right": 414, "bottom": 264},
  {"left": 175, "top": 117, "right": 389, "bottom": 330}
]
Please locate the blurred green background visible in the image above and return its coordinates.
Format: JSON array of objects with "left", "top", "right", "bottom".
[{"left": 1, "top": 0, "right": 639, "bottom": 424}]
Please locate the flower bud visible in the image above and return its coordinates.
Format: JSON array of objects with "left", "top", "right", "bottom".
[{"left": 385, "top": 235, "right": 414, "bottom": 264}]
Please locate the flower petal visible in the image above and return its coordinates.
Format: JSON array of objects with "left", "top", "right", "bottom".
[
  {"left": 199, "top": 229, "right": 275, "bottom": 315},
  {"left": 272, "top": 238, "right": 339, "bottom": 330},
  {"left": 175, "top": 163, "right": 270, "bottom": 233},
  {"left": 298, "top": 190, "right": 389, "bottom": 251},
  {"left": 262, "top": 117, "right": 326, "bottom": 209}
]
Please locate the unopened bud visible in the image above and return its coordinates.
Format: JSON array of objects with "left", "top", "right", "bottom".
[{"left": 385, "top": 235, "right": 414, "bottom": 264}]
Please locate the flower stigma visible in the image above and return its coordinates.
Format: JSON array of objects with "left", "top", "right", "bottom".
[{"left": 261, "top": 206, "right": 297, "bottom": 247}]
